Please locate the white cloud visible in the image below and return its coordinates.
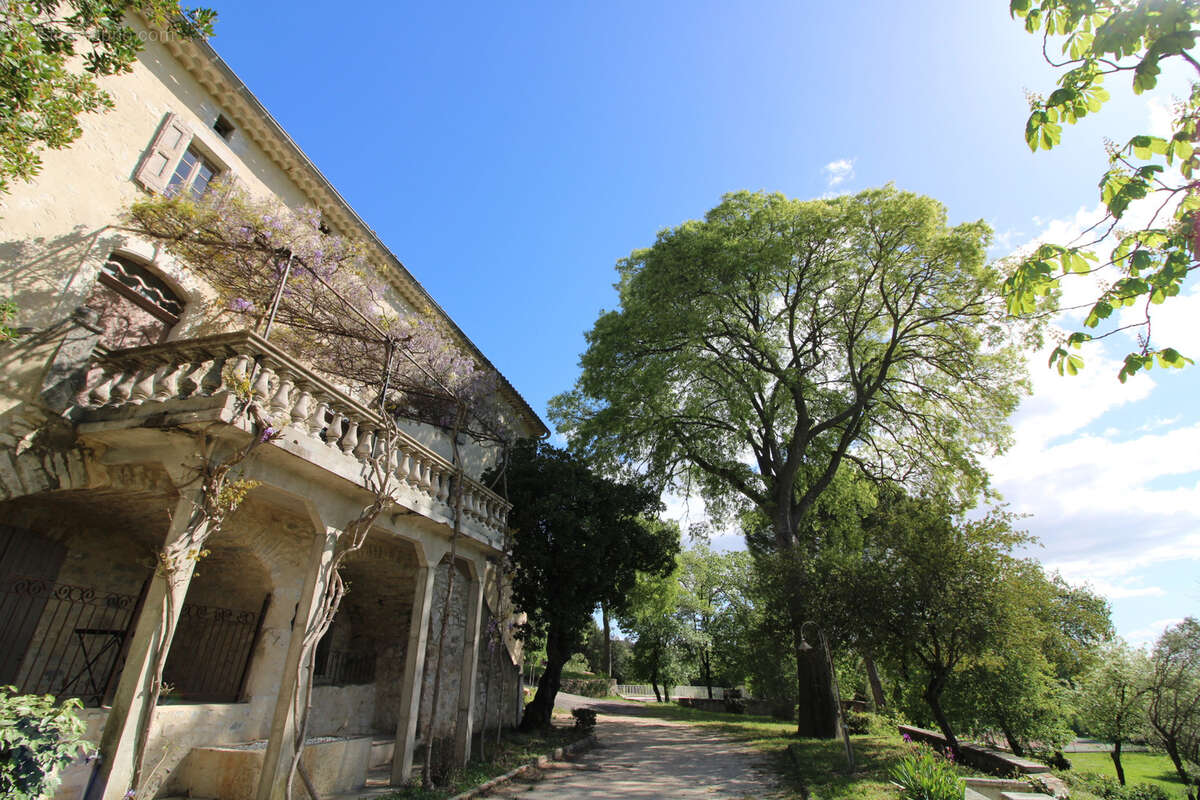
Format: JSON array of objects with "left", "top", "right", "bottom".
[
  {"left": 823, "top": 158, "right": 855, "bottom": 188},
  {"left": 1126, "top": 617, "right": 1184, "bottom": 648}
]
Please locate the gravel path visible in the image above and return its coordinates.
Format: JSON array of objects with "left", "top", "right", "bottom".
[{"left": 484, "top": 694, "right": 781, "bottom": 799}]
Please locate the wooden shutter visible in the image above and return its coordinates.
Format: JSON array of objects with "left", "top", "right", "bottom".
[{"left": 134, "top": 112, "right": 193, "bottom": 193}]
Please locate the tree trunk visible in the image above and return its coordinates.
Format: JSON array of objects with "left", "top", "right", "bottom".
[
  {"left": 923, "top": 673, "right": 957, "bottom": 752},
  {"left": 702, "top": 650, "right": 713, "bottom": 700},
  {"left": 1001, "top": 722, "right": 1024, "bottom": 756},
  {"left": 863, "top": 653, "right": 886, "bottom": 710},
  {"left": 520, "top": 629, "right": 568, "bottom": 730},
  {"left": 1157, "top": 736, "right": 1195, "bottom": 800},
  {"left": 651, "top": 680, "right": 662, "bottom": 703},
  {"left": 663, "top": 682, "right": 671, "bottom": 703},
  {"left": 1111, "top": 740, "right": 1126, "bottom": 786},
  {"left": 602, "top": 603, "right": 612, "bottom": 677},
  {"left": 793, "top": 633, "right": 837, "bottom": 738}
]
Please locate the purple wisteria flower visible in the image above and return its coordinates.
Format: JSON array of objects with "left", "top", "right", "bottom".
[
  {"left": 230, "top": 297, "right": 253, "bottom": 312},
  {"left": 260, "top": 427, "right": 276, "bottom": 442}
]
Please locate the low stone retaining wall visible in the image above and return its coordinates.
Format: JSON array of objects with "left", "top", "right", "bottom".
[
  {"left": 676, "top": 697, "right": 781, "bottom": 717},
  {"left": 899, "top": 726, "right": 1068, "bottom": 798}
]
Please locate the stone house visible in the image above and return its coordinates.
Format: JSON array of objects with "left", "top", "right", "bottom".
[{"left": 0, "top": 15, "right": 544, "bottom": 800}]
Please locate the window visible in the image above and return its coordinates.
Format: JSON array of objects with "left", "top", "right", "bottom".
[
  {"left": 213, "top": 114, "right": 235, "bottom": 141},
  {"left": 165, "top": 147, "right": 218, "bottom": 200},
  {"left": 84, "top": 255, "right": 185, "bottom": 349},
  {"left": 135, "top": 112, "right": 229, "bottom": 197}
]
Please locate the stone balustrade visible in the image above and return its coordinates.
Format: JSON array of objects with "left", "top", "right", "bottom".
[{"left": 76, "top": 331, "right": 511, "bottom": 544}]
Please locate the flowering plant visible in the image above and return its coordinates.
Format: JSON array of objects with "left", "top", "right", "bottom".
[{"left": 889, "top": 741, "right": 963, "bottom": 800}]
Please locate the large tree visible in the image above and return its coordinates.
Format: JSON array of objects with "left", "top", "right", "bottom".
[
  {"left": 499, "top": 440, "right": 678, "bottom": 730},
  {"left": 1077, "top": 641, "right": 1152, "bottom": 786},
  {"left": 1, "top": 1, "right": 215, "bottom": 195},
  {"left": 1147, "top": 617, "right": 1200, "bottom": 799},
  {"left": 551, "top": 186, "right": 1034, "bottom": 735},
  {"left": 1007, "top": 0, "right": 1199, "bottom": 381}
]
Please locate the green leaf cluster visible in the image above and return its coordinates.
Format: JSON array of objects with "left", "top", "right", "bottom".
[
  {"left": 0, "top": 687, "right": 91, "bottom": 800},
  {"left": 1007, "top": 0, "right": 1200, "bottom": 378},
  {"left": 0, "top": 1, "right": 216, "bottom": 195}
]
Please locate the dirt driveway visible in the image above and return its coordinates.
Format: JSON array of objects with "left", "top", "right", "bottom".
[{"left": 485, "top": 694, "right": 781, "bottom": 799}]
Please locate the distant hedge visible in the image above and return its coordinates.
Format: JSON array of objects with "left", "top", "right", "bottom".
[{"left": 560, "top": 678, "right": 614, "bottom": 698}]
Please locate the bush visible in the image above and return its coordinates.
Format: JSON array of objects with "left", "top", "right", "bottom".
[
  {"left": 889, "top": 742, "right": 964, "bottom": 800},
  {"left": 1062, "top": 772, "right": 1171, "bottom": 800},
  {"left": 571, "top": 708, "right": 597, "bottom": 732},
  {"left": 849, "top": 708, "right": 908, "bottom": 737},
  {"left": 0, "top": 687, "right": 91, "bottom": 800},
  {"left": 724, "top": 688, "right": 746, "bottom": 715}
]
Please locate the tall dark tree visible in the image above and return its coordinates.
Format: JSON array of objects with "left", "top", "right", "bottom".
[
  {"left": 551, "top": 186, "right": 1034, "bottom": 736},
  {"left": 498, "top": 439, "right": 677, "bottom": 730}
]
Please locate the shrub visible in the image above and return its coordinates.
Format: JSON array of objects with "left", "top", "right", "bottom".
[
  {"left": 0, "top": 687, "right": 91, "bottom": 800},
  {"left": 1060, "top": 772, "right": 1169, "bottom": 800},
  {"left": 724, "top": 688, "right": 746, "bottom": 715},
  {"left": 572, "top": 708, "right": 597, "bottom": 732},
  {"left": 889, "top": 742, "right": 964, "bottom": 800}
]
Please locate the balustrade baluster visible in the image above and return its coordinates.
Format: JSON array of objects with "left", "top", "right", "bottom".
[
  {"left": 353, "top": 424, "right": 374, "bottom": 460},
  {"left": 308, "top": 396, "right": 330, "bottom": 438},
  {"left": 152, "top": 361, "right": 185, "bottom": 401},
  {"left": 269, "top": 370, "right": 294, "bottom": 418},
  {"left": 86, "top": 366, "right": 117, "bottom": 406},
  {"left": 326, "top": 412, "right": 347, "bottom": 449},
  {"left": 250, "top": 361, "right": 273, "bottom": 404},
  {"left": 110, "top": 367, "right": 137, "bottom": 404},
  {"left": 199, "top": 357, "right": 225, "bottom": 396},
  {"left": 129, "top": 363, "right": 160, "bottom": 404},
  {"left": 340, "top": 418, "right": 360, "bottom": 455},
  {"left": 291, "top": 386, "right": 313, "bottom": 428}
]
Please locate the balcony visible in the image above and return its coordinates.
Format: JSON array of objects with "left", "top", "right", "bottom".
[{"left": 74, "top": 331, "right": 511, "bottom": 548}]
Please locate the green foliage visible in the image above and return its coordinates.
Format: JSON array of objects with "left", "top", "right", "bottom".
[
  {"left": 1077, "top": 641, "right": 1152, "bottom": 750},
  {"left": 0, "top": 687, "right": 91, "bottom": 800},
  {"left": 552, "top": 186, "right": 1034, "bottom": 541},
  {"left": 497, "top": 439, "right": 677, "bottom": 726},
  {"left": 1067, "top": 771, "right": 1174, "bottom": 800},
  {"left": 0, "top": 298, "right": 17, "bottom": 341},
  {"left": 0, "top": 1, "right": 216, "bottom": 195},
  {"left": 1146, "top": 617, "right": 1200, "bottom": 795},
  {"left": 889, "top": 742, "right": 964, "bottom": 800},
  {"left": 1007, "top": 0, "right": 1200, "bottom": 379}
]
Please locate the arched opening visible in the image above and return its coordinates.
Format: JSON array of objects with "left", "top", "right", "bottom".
[
  {"left": 0, "top": 486, "right": 170, "bottom": 706},
  {"left": 162, "top": 539, "right": 272, "bottom": 704},
  {"left": 83, "top": 253, "right": 185, "bottom": 349}
]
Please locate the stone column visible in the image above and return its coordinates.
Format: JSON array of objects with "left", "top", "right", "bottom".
[
  {"left": 453, "top": 560, "right": 486, "bottom": 765},
  {"left": 255, "top": 524, "right": 339, "bottom": 800},
  {"left": 87, "top": 491, "right": 207, "bottom": 800},
  {"left": 390, "top": 538, "right": 447, "bottom": 785}
]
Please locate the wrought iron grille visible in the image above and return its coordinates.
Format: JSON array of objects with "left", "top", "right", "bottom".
[
  {"left": 0, "top": 576, "right": 140, "bottom": 706},
  {"left": 0, "top": 574, "right": 269, "bottom": 706},
  {"left": 162, "top": 597, "right": 269, "bottom": 703},
  {"left": 314, "top": 642, "right": 376, "bottom": 686}
]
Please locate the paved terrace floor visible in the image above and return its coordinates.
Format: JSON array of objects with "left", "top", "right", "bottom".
[{"left": 483, "top": 693, "right": 781, "bottom": 799}]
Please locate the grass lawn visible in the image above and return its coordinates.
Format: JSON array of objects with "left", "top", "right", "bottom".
[
  {"left": 1066, "top": 750, "right": 1189, "bottom": 798},
  {"left": 380, "top": 721, "right": 585, "bottom": 800},
  {"left": 632, "top": 701, "right": 917, "bottom": 799}
]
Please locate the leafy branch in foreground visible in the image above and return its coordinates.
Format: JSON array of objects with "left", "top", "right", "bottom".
[
  {"left": 1007, "top": 0, "right": 1199, "bottom": 381},
  {"left": 0, "top": 1, "right": 215, "bottom": 195}
]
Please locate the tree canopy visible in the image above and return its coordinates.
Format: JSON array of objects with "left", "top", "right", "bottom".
[
  {"left": 497, "top": 439, "right": 678, "bottom": 729},
  {"left": 552, "top": 186, "right": 1033, "bottom": 549},
  {"left": 1, "top": 1, "right": 215, "bottom": 195},
  {"left": 1007, "top": 0, "right": 1200, "bottom": 381}
]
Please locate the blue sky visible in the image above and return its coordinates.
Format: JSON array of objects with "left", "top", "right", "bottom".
[{"left": 203, "top": 1, "right": 1198, "bottom": 645}]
